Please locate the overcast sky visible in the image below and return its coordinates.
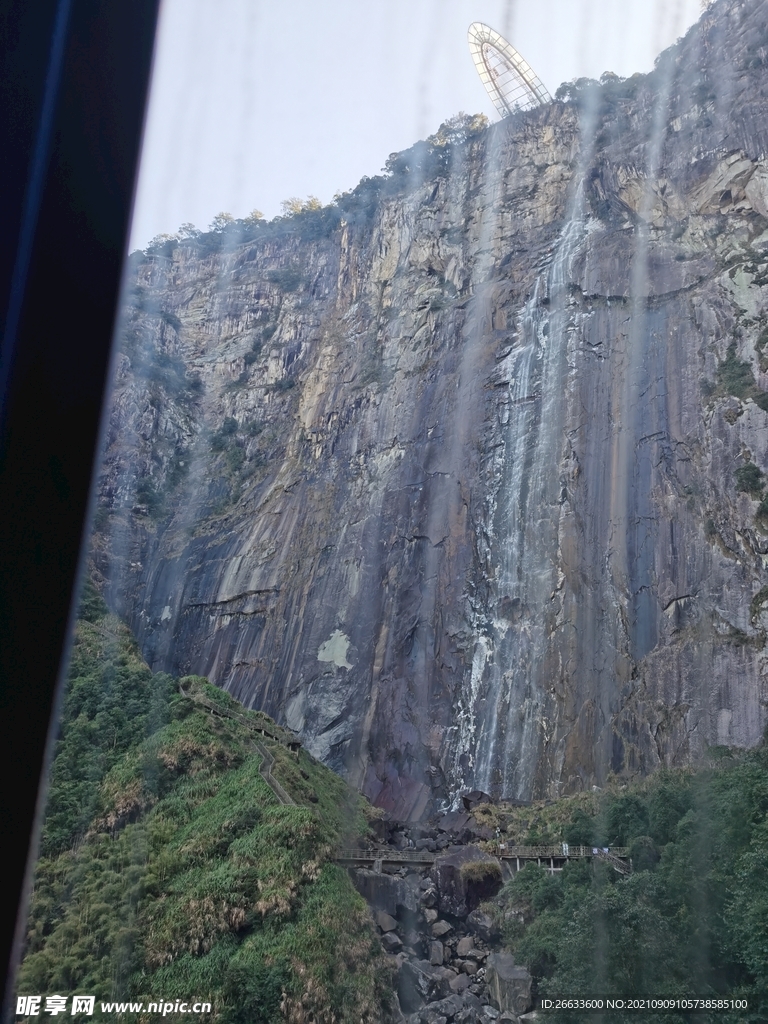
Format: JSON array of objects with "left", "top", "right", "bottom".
[{"left": 129, "top": 0, "right": 705, "bottom": 249}]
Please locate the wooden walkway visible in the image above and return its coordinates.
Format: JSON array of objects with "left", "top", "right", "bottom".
[
  {"left": 336, "top": 844, "right": 631, "bottom": 875},
  {"left": 179, "top": 683, "right": 301, "bottom": 751},
  {"left": 179, "top": 683, "right": 300, "bottom": 806},
  {"left": 253, "top": 739, "right": 295, "bottom": 806}
]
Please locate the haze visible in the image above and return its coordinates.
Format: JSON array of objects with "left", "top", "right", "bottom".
[{"left": 130, "top": 0, "right": 705, "bottom": 249}]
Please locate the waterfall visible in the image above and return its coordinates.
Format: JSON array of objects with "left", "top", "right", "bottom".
[{"left": 456, "top": 193, "right": 587, "bottom": 801}]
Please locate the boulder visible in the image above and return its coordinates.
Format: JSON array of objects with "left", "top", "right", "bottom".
[
  {"left": 485, "top": 953, "right": 532, "bottom": 1015},
  {"left": 353, "top": 869, "right": 419, "bottom": 917},
  {"left": 376, "top": 910, "right": 398, "bottom": 932},
  {"left": 454, "top": 1012, "right": 481, "bottom": 1024},
  {"left": 382, "top": 931, "right": 403, "bottom": 953},
  {"left": 449, "top": 974, "right": 471, "bottom": 994},
  {"left": 427, "top": 995, "right": 465, "bottom": 1020},
  {"left": 461, "top": 961, "right": 478, "bottom": 976},
  {"left": 430, "top": 941, "right": 444, "bottom": 966},
  {"left": 405, "top": 929, "right": 426, "bottom": 954},
  {"left": 466, "top": 908, "right": 500, "bottom": 943},
  {"left": 424, "top": 908, "right": 438, "bottom": 924},
  {"left": 432, "top": 919, "right": 453, "bottom": 937},
  {"left": 456, "top": 936, "right": 475, "bottom": 957},
  {"left": 421, "top": 1013, "right": 447, "bottom": 1024},
  {"left": 462, "top": 790, "right": 492, "bottom": 811},
  {"left": 436, "top": 810, "right": 472, "bottom": 833},
  {"left": 369, "top": 816, "right": 393, "bottom": 842},
  {"left": 399, "top": 960, "right": 454, "bottom": 1012},
  {"left": 432, "top": 847, "right": 503, "bottom": 918},
  {"left": 421, "top": 887, "right": 438, "bottom": 909}
]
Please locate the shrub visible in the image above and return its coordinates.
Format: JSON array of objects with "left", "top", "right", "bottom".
[
  {"left": 266, "top": 265, "right": 303, "bottom": 292},
  {"left": 135, "top": 478, "right": 161, "bottom": 513},
  {"left": 735, "top": 462, "right": 764, "bottom": 495},
  {"left": 750, "top": 586, "right": 768, "bottom": 620},
  {"left": 717, "top": 344, "right": 755, "bottom": 399},
  {"left": 268, "top": 378, "right": 295, "bottom": 392},
  {"left": 629, "top": 835, "right": 661, "bottom": 872},
  {"left": 460, "top": 860, "right": 503, "bottom": 884},
  {"left": 159, "top": 309, "right": 182, "bottom": 333},
  {"left": 600, "top": 794, "right": 650, "bottom": 845},
  {"left": 564, "top": 808, "right": 595, "bottom": 846},
  {"left": 243, "top": 342, "right": 262, "bottom": 366}
]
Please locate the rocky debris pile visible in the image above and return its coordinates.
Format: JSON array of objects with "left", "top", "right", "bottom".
[
  {"left": 348, "top": 824, "right": 534, "bottom": 1024},
  {"left": 371, "top": 799, "right": 507, "bottom": 849}
]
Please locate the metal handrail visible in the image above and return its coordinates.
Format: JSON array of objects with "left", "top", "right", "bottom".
[
  {"left": 336, "top": 848, "right": 435, "bottom": 862},
  {"left": 335, "top": 844, "right": 631, "bottom": 863}
]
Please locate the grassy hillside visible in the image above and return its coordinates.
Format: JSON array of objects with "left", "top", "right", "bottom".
[{"left": 18, "top": 586, "right": 394, "bottom": 1023}]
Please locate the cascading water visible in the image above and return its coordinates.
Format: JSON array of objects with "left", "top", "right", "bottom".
[{"left": 455, "top": 192, "right": 588, "bottom": 801}]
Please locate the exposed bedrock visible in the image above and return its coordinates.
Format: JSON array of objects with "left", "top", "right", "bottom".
[{"left": 94, "top": 0, "right": 768, "bottom": 818}]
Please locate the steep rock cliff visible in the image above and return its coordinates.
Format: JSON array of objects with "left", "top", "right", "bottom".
[{"left": 94, "top": 0, "right": 768, "bottom": 818}]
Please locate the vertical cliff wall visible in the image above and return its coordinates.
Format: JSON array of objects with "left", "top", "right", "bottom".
[{"left": 95, "top": 0, "right": 768, "bottom": 818}]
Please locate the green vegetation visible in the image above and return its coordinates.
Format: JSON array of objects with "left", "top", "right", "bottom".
[
  {"left": 134, "top": 113, "right": 491, "bottom": 264},
  {"left": 265, "top": 264, "right": 303, "bottom": 293},
  {"left": 735, "top": 462, "right": 764, "bottom": 495},
  {"left": 243, "top": 341, "right": 262, "bottom": 366},
  {"left": 701, "top": 343, "right": 768, "bottom": 412},
  {"left": 20, "top": 592, "right": 393, "bottom": 1022},
  {"left": 718, "top": 344, "right": 757, "bottom": 399},
  {"left": 491, "top": 756, "right": 768, "bottom": 1023},
  {"left": 459, "top": 861, "right": 502, "bottom": 885},
  {"left": 266, "top": 377, "right": 296, "bottom": 393},
  {"left": 756, "top": 325, "right": 768, "bottom": 373},
  {"left": 750, "top": 586, "right": 768, "bottom": 621}
]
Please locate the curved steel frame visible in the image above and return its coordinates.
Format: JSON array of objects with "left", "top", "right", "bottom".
[{"left": 468, "top": 22, "right": 551, "bottom": 118}]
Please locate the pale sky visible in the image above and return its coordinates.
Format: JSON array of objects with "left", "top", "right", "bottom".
[{"left": 129, "top": 0, "right": 705, "bottom": 249}]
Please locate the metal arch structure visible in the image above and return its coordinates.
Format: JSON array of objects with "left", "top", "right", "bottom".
[{"left": 468, "top": 22, "right": 551, "bottom": 119}]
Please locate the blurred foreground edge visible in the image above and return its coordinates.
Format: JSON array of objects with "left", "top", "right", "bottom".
[{"left": 0, "top": 0, "right": 160, "bottom": 1016}]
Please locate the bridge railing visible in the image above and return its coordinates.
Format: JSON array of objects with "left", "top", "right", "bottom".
[
  {"left": 336, "top": 848, "right": 435, "bottom": 862},
  {"left": 335, "top": 845, "right": 630, "bottom": 862},
  {"left": 499, "top": 845, "right": 630, "bottom": 860}
]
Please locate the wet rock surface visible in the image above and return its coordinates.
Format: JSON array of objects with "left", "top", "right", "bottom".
[{"left": 95, "top": 0, "right": 768, "bottom": 817}]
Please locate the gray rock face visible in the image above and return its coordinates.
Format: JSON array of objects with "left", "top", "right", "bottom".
[
  {"left": 485, "top": 954, "right": 532, "bottom": 1016},
  {"left": 382, "top": 931, "right": 403, "bottom": 953},
  {"left": 352, "top": 870, "right": 419, "bottom": 917},
  {"left": 432, "top": 847, "right": 503, "bottom": 918},
  {"left": 398, "top": 960, "right": 454, "bottom": 1011},
  {"left": 95, "top": 0, "right": 768, "bottom": 817},
  {"left": 450, "top": 975, "right": 472, "bottom": 995},
  {"left": 466, "top": 910, "right": 499, "bottom": 944},
  {"left": 430, "top": 941, "right": 444, "bottom": 966}
]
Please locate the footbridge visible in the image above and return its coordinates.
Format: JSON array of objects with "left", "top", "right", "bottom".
[{"left": 336, "top": 844, "right": 631, "bottom": 876}]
